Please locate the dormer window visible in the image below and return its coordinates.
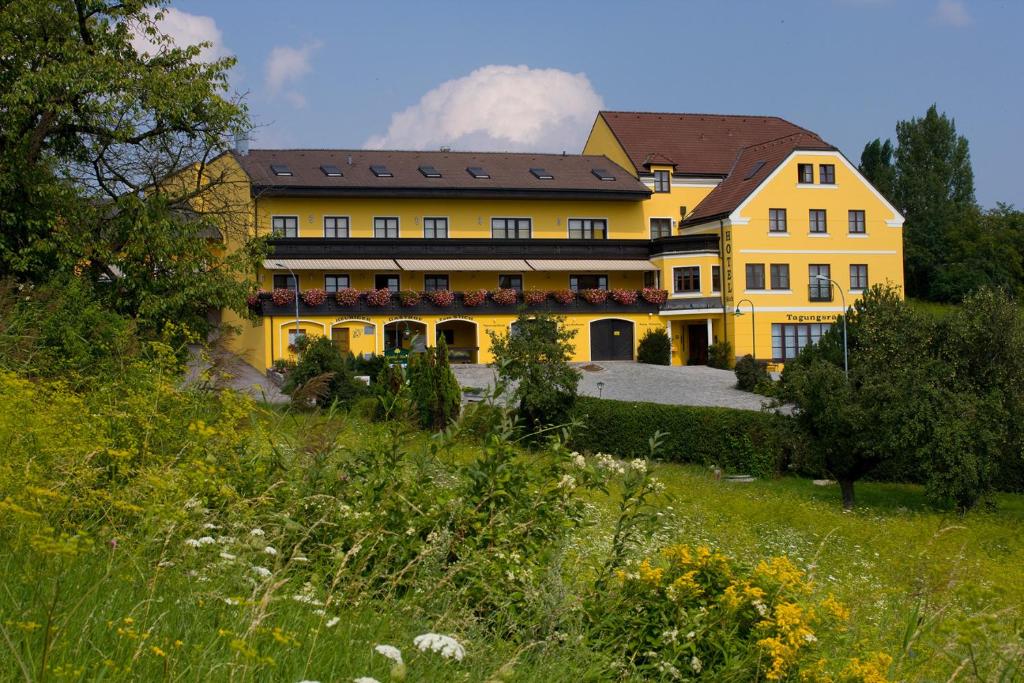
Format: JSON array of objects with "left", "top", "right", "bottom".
[
  {"left": 592, "top": 168, "right": 615, "bottom": 181},
  {"left": 320, "top": 164, "right": 343, "bottom": 177},
  {"left": 271, "top": 164, "right": 292, "bottom": 176},
  {"left": 530, "top": 167, "right": 554, "bottom": 180},
  {"left": 466, "top": 166, "right": 489, "bottom": 179},
  {"left": 418, "top": 165, "right": 442, "bottom": 178},
  {"left": 370, "top": 165, "right": 393, "bottom": 177},
  {"left": 653, "top": 170, "right": 670, "bottom": 193},
  {"left": 798, "top": 164, "right": 814, "bottom": 184},
  {"left": 744, "top": 160, "right": 766, "bottom": 180}
]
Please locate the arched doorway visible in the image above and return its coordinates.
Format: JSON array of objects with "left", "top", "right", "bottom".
[
  {"left": 383, "top": 320, "right": 427, "bottom": 360},
  {"left": 590, "top": 318, "right": 635, "bottom": 361},
  {"left": 436, "top": 319, "right": 478, "bottom": 363}
]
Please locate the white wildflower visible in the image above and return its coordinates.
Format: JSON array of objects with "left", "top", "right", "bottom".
[
  {"left": 803, "top": 633, "right": 818, "bottom": 643},
  {"left": 224, "top": 597, "right": 240, "bottom": 606},
  {"left": 571, "top": 452, "right": 586, "bottom": 468},
  {"left": 326, "top": 617, "right": 340, "bottom": 628},
  {"left": 629, "top": 458, "right": 647, "bottom": 473},
  {"left": 197, "top": 536, "right": 216, "bottom": 545},
  {"left": 413, "top": 633, "right": 465, "bottom": 661},
  {"left": 184, "top": 538, "right": 201, "bottom": 548},
  {"left": 250, "top": 528, "right": 265, "bottom": 537},
  {"left": 557, "top": 474, "right": 577, "bottom": 491},
  {"left": 691, "top": 656, "right": 703, "bottom": 674},
  {"left": 202, "top": 523, "right": 219, "bottom": 530},
  {"left": 264, "top": 546, "right": 277, "bottom": 556},
  {"left": 405, "top": 527, "right": 416, "bottom": 536},
  {"left": 375, "top": 644, "right": 403, "bottom": 664},
  {"left": 217, "top": 536, "right": 236, "bottom": 544},
  {"left": 219, "top": 552, "right": 236, "bottom": 561},
  {"left": 353, "top": 678, "right": 380, "bottom": 683},
  {"left": 314, "top": 608, "right": 326, "bottom": 616},
  {"left": 686, "top": 630, "right": 696, "bottom": 640},
  {"left": 251, "top": 566, "right": 271, "bottom": 578},
  {"left": 754, "top": 600, "right": 768, "bottom": 617},
  {"left": 662, "top": 628, "right": 678, "bottom": 643}
]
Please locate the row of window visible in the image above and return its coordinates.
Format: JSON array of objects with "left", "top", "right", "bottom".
[
  {"left": 669, "top": 263, "right": 869, "bottom": 296},
  {"left": 271, "top": 215, "right": 609, "bottom": 240},
  {"left": 768, "top": 208, "right": 866, "bottom": 234},
  {"left": 272, "top": 273, "right": 612, "bottom": 294},
  {"left": 797, "top": 163, "right": 836, "bottom": 185}
]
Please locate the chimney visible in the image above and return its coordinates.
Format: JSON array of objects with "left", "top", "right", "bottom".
[{"left": 233, "top": 131, "right": 250, "bottom": 156}]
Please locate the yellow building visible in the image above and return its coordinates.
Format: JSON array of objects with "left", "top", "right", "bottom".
[{"left": 219, "top": 111, "right": 904, "bottom": 371}]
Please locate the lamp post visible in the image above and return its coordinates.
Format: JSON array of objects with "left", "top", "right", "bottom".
[
  {"left": 274, "top": 261, "right": 301, "bottom": 349},
  {"left": 733, "top": 298, "right": 756, "bottom": 360},
  {"left": 812, "top": 274, "right": 848, "bottom": 376}
]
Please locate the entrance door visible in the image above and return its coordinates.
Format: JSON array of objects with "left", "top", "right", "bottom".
[
  {"left": 687, "top": 324, "right": 708, "bottom": 365},
  {"left": 332, "top": 327, "right": 350, "bottom": 354},
  {"left": 591, "top": 319, "right": 634, "bottom": 361}
]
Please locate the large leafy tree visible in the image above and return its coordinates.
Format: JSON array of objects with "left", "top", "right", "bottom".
[
  {"left": 0, "top": 0, "right": 256, "bottom": 333},
  {"left": 857, "top": 138, "right": 896, "bottom": 202}
]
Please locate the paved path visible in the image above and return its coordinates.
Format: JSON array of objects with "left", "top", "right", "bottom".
[
  {"left": 452, "top": 362, "right": 770, "bottom": 411},
  {"left": 185, "top": 346, "right": 288, "bottom": 404}
]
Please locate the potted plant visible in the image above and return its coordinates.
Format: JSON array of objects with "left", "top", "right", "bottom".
[
  {"left": 301, "top": 288, "right": 326, "bottom": 307},
  {"left": 462, "top": 289, "right": 487, "bottom": 307},
  {"left": 490, "top": 288, "right": 518, "bottom": 306},
  {"left": 610, "top": 288, "right": 639, "bottom": 305},
  {"left": 271, "top": 287, "right": 295, "bottom": 306},
  {"left": 524, "top": 289, "right": 548, "bottom": 306},
  {"left": 641, "top": 287, "right": 668, "bottom": 305},
  {"left": 399, "top": 289, "right": 422, "bottom": 307},
  {"left": 366, "top": 288, "right": 393, "bottom": 307},
  {"left": 335, "top": 288, "right": 361, "bottom": 306},
  {"left": 551, "top": 289, "right": 576, "bottom": 305},
  {"left": 426, "top": 289, "right": 455, "bottom": 307},
  {"left": 579, "top": 288, "right": 608, "bottom": 304}
]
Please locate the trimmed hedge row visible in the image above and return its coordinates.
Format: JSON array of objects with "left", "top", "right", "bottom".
[{"left": 570, "top": 396, "right": 793, "bottom": 479}]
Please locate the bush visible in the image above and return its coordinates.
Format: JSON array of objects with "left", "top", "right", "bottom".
[
  {"left": 571, "top": 397, "right": 789, "bottom": 478},
  {"left": 282, "top": 335, "right": 369, "bottom": 408},
  {"left": 708, "top": 340, "right": 732, "bottom": 369},
  {"left": 372, "top": 361, "right": 407, "bottom": 420},
  {"left": 407, "top": 338, "right": 461, "bottom": 431},
  {"left": 734, "top": 354, "right": 769, "bottom": 392},
  {"left": 636, "top": 328, "right": 671, "bottom": 365}
]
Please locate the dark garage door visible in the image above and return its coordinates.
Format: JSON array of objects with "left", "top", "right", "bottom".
[{"left": 591, "top": 319, "right": 634, "bottom": 361}]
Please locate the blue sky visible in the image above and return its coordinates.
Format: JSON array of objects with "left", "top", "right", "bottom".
[{"left": 167, "top": 0, "right": 1022, "bottom": 208}]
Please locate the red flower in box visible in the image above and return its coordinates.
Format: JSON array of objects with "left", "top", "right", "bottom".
[
  {"left": 301, "top": 288, "right": 326, "bottom": 307},
  {"left": 580, "top": 288, "right": 608, "bottom": 304},
  {"left": 426, "top": 289, "right": 454, "bottom": 307},
  {"left": 490, "top": 288, "right": 518, "bottom": 306},
  {"left": 524, "top": 289, "right": 548, "bottom": 306},
  {"left": 398, "top": 289, "right": 422, "bottom": 307},
  {"left": 462, "top": 289, "right": 487, "bottom": 307},
  {"left": 365, "top": 288, "right": 394, "bottom": 307},
  {"left": 552, "top": 289, "right": 576, "bottom": 304},
  {"left": 246, "top": 289, "right": 266, "bottom": 308},
  {"left": 271, "top": 288, "right": 295, "bottom": 306},
  {"left": 610, "top": 288, "right": 638, "bottom": 305},
  {"left": 641, "top": 288, "right": 668, "bottom": 304},
  {"left": 335, "top": 288, "right": 361, "bottom": 306}
]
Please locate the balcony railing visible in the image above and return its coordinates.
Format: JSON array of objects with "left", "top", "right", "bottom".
[{"left": 254, "top": 290, "right": 663, "bottom": 317}]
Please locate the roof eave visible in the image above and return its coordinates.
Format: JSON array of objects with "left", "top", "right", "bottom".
[{"left": 250, "top": 185, "right": 652, "bottom": 200}]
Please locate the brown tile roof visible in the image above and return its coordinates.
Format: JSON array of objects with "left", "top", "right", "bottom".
[
  {"left": 598, "top": 111, "right": 823, "bottom": 176},
  {"left": 232, "top": 149, "right": 649, "bottom": 199},
  {"left": 683, "top": 132, "right": 835, "bottom": 225}
]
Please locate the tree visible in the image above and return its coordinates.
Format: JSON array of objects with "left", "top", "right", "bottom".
[
  {"left": 0, "top": 0, "right": 254, "bottom": 334},
  {"left": 857, "top": 138, "right": 896, "bottom": 202},
  {"left": 892, "top": 105, "right": 977, "bottom": 299},
  {"left": 283, "top": 335, "right": 368, "bottom": 408},
  {"left": 488, "top": 309, "right": 580, "bottom": 435},
  {"left": 636, "top": 328, "right": 671, "bottom": 365},
  {"left": 408, "top": 337, "right": 462, "bottom": 431}
]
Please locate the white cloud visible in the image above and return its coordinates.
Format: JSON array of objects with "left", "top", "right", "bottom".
[
  {"left": 933, "top": 0, "right": 971, "bottom": 27},
  {"left": 364, "top": 65, "right": 604, "bottom": 152},
  {"left": 130, "top": 8, "right": 228, "bottom": 61},
  {"left": 265, "top": 43, "right": 320, "bottom": 92}
]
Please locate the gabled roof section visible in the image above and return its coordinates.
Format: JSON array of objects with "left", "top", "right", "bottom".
[
  {"left": 681, "top": 133, "right": 835, "bottom": 226},
  {"left": 642, "top": 152, "right": 677, "bottom": 169},
  {"left": 231, "top": 149, "right": 649, "bottom": 199},
  {"left": 597, "top": 111, "right": 820, "bottom": 176}
]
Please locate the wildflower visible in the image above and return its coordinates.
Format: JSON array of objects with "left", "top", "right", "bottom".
[
  {"left": 197, "top": 536, "right": 216, "bottom": 545},
  {"left": 375, "top": 644, "right": 403, "bottom": 664},
  {"left": 252, "top": 566, "right": 272, "bottom": 578},
  {"left": 629, "top": 458, "right": 647, "bottom": 473},
  {"left": 151, "top": 646, "right": 166, "bottom": 657},
  {"left": 202, "top": 523, "right": 219, "bottom": 530},
  {"left": 264, "top": 546, "right": 277, "bottom": 556},
  {"left": 571, "top": 452, "right": 586, "bottom": 468},
  {"left": 326, "top": 617, "right": 340, "bottom": 628},
  {"left": 690, "top": 656, "right": 702, "bottom": 674},
  {"left": 353, "top": 679, "right": 381, "bottom": 683},
  {"left": 184, "top": 539, "right": 201, "bottom": 548},
  {"left": 250, "top": 528, "right": 265, "bottom": 537},
  {"left": 413, "top": 633, "right": 465, "bottom": 661},
  {"left": 405, "top": 527, "right": 416, "bottom": 536},
  {"left": 219, "top": 552, "right": 236, "bottom": 561},
  {"left": 557, "top": 474, "right": 577, "bottom": 491}
]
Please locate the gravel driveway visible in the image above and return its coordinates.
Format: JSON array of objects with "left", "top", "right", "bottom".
[{"left": 453, "top": 362, "right": 770, "bottom": 411}]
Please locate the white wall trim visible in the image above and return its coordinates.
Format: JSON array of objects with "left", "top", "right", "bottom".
[
  {"left": 739, "top": 249, "right": 897, "bottom": 255},
  {"left": 795, "top": 183, "right": 839, "bottom": 190},
  {"left": 587, "top": 317, "right": 638, "bottom": 362},
  {"left": 659, "top": 308, "right": 723, "bottom": 316}
]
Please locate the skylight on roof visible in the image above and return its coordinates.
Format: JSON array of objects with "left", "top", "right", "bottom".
[
  {"left": 320, "top": 164, "right": 343, "bottom": 177},
  {"left": 418, "top": 165, "right": 442, "bottom": 178},
  {"left": 270, "top": 164, "right": 293, "bottom": 177},
  {"left": 466, "top": 166, "right": 489, "bottom": 179},
  {"left": 370, "top": 164, "right": 393, "bottom": 178},
  {"left": 744, "top": 160, "right": 767, "bottom": 180},
  {"left": 592, "top": 168, "right": 615, "bottom": 181},
  {"left": 530, "top": 167, "right": 554, "bottom": 180}
]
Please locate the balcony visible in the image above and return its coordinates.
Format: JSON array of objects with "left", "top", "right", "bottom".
[
  {"left": 267, "top": 237, "right": 655, "bottom": 260},
  {"left": 253, "top": 290, "right": 663, "bottom": 317}
]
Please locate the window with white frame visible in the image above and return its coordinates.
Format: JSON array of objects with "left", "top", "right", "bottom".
[
  {"left": 491, "top": 217, "right": 531, "bottom": 239},
  {"left": 650, "top": 218, "right": 672, "bottom": 239},
  {"left": 423, "top": 217, "right": 448, "bottom": 239},
  {"left": 324, "top": 216, "right": 349, "bottom": 238},
  {"left": 373, "top": 217, "right": 399, "bottom": 238},
  {"left": 673, "top": 266, "right": 700, "bottom": 293},
  {"left": 568, "top": 218, "right": 607, "bottom": 239}
]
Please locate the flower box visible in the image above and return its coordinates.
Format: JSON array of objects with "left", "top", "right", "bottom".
[
  {"left": 365, "top": 288, "right": 394, "bottom": 307},
  {"left": 610, "top": 288, "right": 639, "bottom": 305},
  {"left": 580, "top": 288, "right": 608, "bottom": 304},
  {"left": 641, "top": 288, "right": 669, "bottom": 305},
  {"left": 426, "top": 289, "right": 455, "bottom": 307},
  {"left": 335, "top": 288, "right": 362, "bottom": 306},
  {"left": 301, "top": 288, "right": 326, "bottom": 307},
  {"left": 462, "top": 289, "right": 487, "bottom": 307},
  {"left": 271, "top": 288, "right": 295, "bottom": 306},
  {"left": 524, "top": 289, "right": 548, "bottom": 306},
  {"left": 552, "top": 289, "right": 576, "bottom": 305},
  {"left": 399, "top": 289, "right": 422, "bottom": 307},
  {"left": 490, "top": 288, "right": 518, "bottom": 306}
]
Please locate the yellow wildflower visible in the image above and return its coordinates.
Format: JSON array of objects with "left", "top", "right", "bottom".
[
  {"left": 822, "top": 594, "right": 850, "bottom": 622},
  {"left": 637, "top": 559, "right": 665, "bottom": 586},
  {"left": 840, "top": 653, "right": 892, "bottom": 683},
  {"left": 151, "top": 646, "right": 166, "bottom": 657}
]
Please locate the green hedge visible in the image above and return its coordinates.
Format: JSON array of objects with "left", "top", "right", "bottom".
[{"left": 570, "top": 397, "right": 793, "bottom": 478}]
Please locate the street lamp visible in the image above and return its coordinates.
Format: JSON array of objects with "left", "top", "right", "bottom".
[
  {"left": 733, "top": 298, "right": 756, "bottom": 360},
  {"left": 274, "top": 261, "right": 301, "bottom": 349},
  {"left": 812, "top": 274, "right": 848, "bottom": 376}
]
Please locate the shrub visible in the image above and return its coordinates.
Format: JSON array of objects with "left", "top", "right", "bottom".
[
  {"left": 640, "top": 288, "right": 668, "bottom": 304},
  {"left": 425, "top": 289, "right": 454, "bottom": 307},
  {"left": 524, "top": 289, "right": 548, "bottom": 306},
  {"left": 301, "top": 288, "right": 326, "bottom": 307},
  {"left": 372, "top": 361, "right": 408, "bottom": 420},
  {"left": 282, "top": 335, "right": 369, "bottom": 408},
  {"left": 708, "top": 340, "right": 732, "bottom": 369},
  {"left": 271, "top": 287, "right": 295, "bottom": 306},
  {"left": 552, "top": 289, "right": 576, "bottom": 304},
  {"left": 398, "top": 289, "right": 421, "bottom": 307},
  {"left": 610, "top": 288, "right": 638, "bottom": 305},
  {"left": 335, "top": 288, "right": 361, "bottom": 306},
  {"left": 462, "top": 289, "right": 487, "bottom": 307},
  {"left": 637, "top": 328, "right": 671, "bottom": 365},
  {"left": 734, "top": 354, "right": 770, "bottom": 392},
  {"left": 365, "top": 288, "right": 393, "bottom": 307},
  {"left": 579, "top": 288, "right": 608, "bottom": 304},
  {"left": 571, "top": 396, "right": 789, "bottom": 478},
  {"left": 490, "top": 288, "right": 518, "bottom": 306},
  {"left": 408, "top": 337, "right": 462, "bottom": 430}
]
